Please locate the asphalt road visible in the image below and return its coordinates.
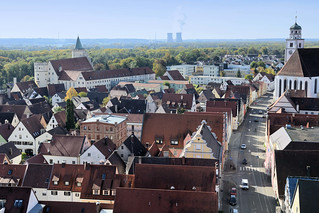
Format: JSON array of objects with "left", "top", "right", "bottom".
[{"left": 222, "top": 93, "right": 277, "bottom": 213}]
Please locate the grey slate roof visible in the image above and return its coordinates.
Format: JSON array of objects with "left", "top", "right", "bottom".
[
  {"left": 295, "top": 179, "right": 319, "bottom": 212},
  {"left": 0, "top": 112, "right": 16, "bottom": 124},
  {"left": 0, "top": 142, "right": 21, "bottom": 160},
  {"left": 123, "top": 134, "right": 147, "bottom": 156},
  {"left": 106, "top": 151, "right": 126, "bottom": 174}
]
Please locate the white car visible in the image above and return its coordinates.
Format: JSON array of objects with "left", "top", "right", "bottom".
[
  {"left": 241, "top": 179, "right": 249, "bottom": 190},
  {"left": 240, "top": 144, "right": 246, "bottom": 149}
]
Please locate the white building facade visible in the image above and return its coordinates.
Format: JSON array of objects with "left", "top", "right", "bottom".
[{"left": 189, "top": 76, "right": 248, "bottom": 86}]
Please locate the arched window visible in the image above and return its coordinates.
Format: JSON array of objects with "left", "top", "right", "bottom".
[
  {"left": 305, "top": 81, "right": 308, "bottom": 97},
  {"left": 294, "top": 80, "right": 297, "bottom": 90},
  {"left": 284, "top": 79, "right": 287, "bottom": 92},
  {"left": 315, "top": 79, "right": 317, "bottom": 94},
  {"left": 300, "top": 81, "right": 303, "bottom": 90},
  {"left": 279, "top": 79, "right": 282, "bottom": 97},
  {"left": 289, "top": 80, "right": 292, "bottom": 90}
]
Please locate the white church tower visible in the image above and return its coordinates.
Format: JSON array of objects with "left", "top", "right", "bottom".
[
  {"left": 72, "top": 36, "right": 88, "bottom": 58},
  {"left": 285, "top": 18, "right": 304, "bottom": 63}
]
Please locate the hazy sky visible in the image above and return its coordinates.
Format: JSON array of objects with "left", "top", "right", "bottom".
[{"left": 1, "top": 0, "right": 319, "bottom": 39}]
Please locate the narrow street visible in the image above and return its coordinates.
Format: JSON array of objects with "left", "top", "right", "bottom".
[{"left": 221, "top": 93, "right": 277, "bottom": 213}]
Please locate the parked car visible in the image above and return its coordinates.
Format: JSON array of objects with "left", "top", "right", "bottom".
[
  {"left": 241, "top": 144, "right": 246, "bottom": 149},
  {"left": 242, "top": 159, "right": 247, "bottom": 165},
  {"left": 241, "top": 179, "right": 249, "bottom": 190},
  {"left": 254, "top": 118, "right": 258, "bottom": 122},
  {"left": 231, "top": 187, "right": 237, "bottom": 196},
  {"left": 258, "top": 110, "right": 263, "bottom": 114},
  {"left": 229, "top": 195, "right": 237, "bottom": 206}
]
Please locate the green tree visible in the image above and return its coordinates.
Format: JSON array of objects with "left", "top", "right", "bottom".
[
  {"left": 53, "top": 106, "right": 64, "bottom": 113},
  {"left": 245, "top": 74, "right": 254, "bottom": 80},
  {"left": 177, "top": 107, "right": 186, "bottom": 114},
  {"left": 78, "top": 92, "right": 87, "bottom": 97},
  {"left": 66, "top": 99, "right": 75, "bottom": 131},
  {"left": 196, "top": 86, "right": 204, "bottom": 94},
  {"left": 220, "top": 70, "right": 226, "bottom": 77},
  {"left": 163, "top": 81, "right": 170, "bottom": 88},
  {"left": 101, "top": 96, "right": 110, "bottom": 107},
  {"left": 236, "top": 69, "right": 242, "bottom": 78},
  {"left": 153, "top": 59, "right": 166, "bottom": 77}
]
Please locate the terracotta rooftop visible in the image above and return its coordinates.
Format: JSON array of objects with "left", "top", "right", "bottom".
[
  {"left": 113, "top": 187, "right": 218, "bottom": 213},
  {"left": 47, "top": 83, "right": 65, "bottom": 97},
  {"left": 81, "top": 67, "right": 154, "bottom": 81},
  {"left": 22, "top": 164, "right": 53, "bottom": 188},
  {"left": 162, "top": 93, "right": 193, "bottom": 110},
  {"left": 141, "top": 113, "right": 225, "bottom": 149},
  {"left": 39, "top": 135, "right": 89, "bottom": 157},
  {"left": 50, "top": 57, "right": 93, "bottom": 76},
  {"left": 134, "top": 164, "right": 216, "bottom": 192}
]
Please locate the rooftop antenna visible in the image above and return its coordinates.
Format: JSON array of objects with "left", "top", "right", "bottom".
[{"left": 295, "top": 11, "right": 297, "bottom": 23}]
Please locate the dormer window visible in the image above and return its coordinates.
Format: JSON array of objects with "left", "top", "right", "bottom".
[
  {"left": 52, "top": 175, "right": 59, "bottom": 185},
  {"left": 171, "top": 140, "right": 178, "bottom": 145},
  {"left": 103, "top": 190, "right": 109, "bottom": 195},
  {"left": 155, "top": 138, "right": 163, "bottom": 144},
  {"left": 65, "top": 181, "right": 70, "bottom": 186},
  {"left": 53, "top": 181, "right": 58, "bottom": 185},
  {"left": 93, "top": 189, "right": 100, "bottom": 195}
]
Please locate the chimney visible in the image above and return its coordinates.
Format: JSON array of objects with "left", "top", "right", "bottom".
[
  {"left": 9, "top": 148, "right": 12, "bottom": 155},
  {"left": 13, "top": 77, "right": 17, "bottom": 85},
  {"left": 306, "top": 122, "right": 310, "bottom": 128},
  {"left": 26, "top": 113, "right": 30, "bottom": 118},
  {"left": 181, "top": 95, "right": 183, "bottom": 100},
  {"left": 306, "top": 166, "right": 311, "bottom": 177},
  {"left": 96, "top": 201, "right": 100, "bottom": 213},
  {"left": 104, "top": 136, "right": 108, "bottom": 144},
  {"left": 182, "top": 156, "right": 186, "bottom": 165},
  {"left": 138, "top": 156, "right": 142, "bottom": 164},
  {"left": 296, "top": 104, "right": 299, "bottom": 112},
  {"left": 115, "top": 105, "right": 118, "bottom": 113},
  {"left": 62, "top": 162, "right": 65, "bottom": 168}
]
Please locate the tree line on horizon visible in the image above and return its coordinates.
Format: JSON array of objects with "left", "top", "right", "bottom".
[{"left": 0, "top": 41, "right": 318, "bottom": 89}]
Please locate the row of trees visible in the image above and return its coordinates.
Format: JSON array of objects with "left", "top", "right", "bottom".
[{"left": 2, "top": 41, "right": 314, "bottom": 86}]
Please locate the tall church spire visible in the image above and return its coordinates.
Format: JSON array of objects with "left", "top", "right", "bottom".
[{"left": 75, "top": 36, "right": 84, "bottom": 50}]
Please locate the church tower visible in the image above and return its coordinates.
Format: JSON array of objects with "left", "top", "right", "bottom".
[
  {"left": 72, "top": 36, "right": 88, "bottom": 58},
  {"left": 285, "top": 18, "right": 304, "bottom": 62}
]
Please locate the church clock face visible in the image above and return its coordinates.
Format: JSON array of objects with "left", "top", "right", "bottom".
[{"left": 289, "top": 50, "right": 293, "bottom": 54}]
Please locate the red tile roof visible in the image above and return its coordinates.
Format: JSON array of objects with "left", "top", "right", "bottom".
[
  {"left": 81, "top": 67, "right": 154, "bottom": 81},
  {"left": 114, "top": 187, "right": 218, "bottom": 213},
  {"left": 167, "top": 70, "right": 186, "bottom": 81},
  {"left": 134, "top": 164, "right": 216, "bottom": 192},
  {"left": 39, "top": 135, "right": 88, "bottom": 157},
  {"left": 47, "top": 83, "right": 65, "bottom": 97},
  {"left": 0, "top": 164, "right": 27, "bottom": 186},
  {"left": 141, "top": 113, "right": 225, "bottom": 149},
  {"left": 207, "top": 100, "right": 238, "bottom": 117},
  {"left": 162, "top": 93, "right": 193, "bottom": 110},
  {"left": 50, "top": 57, "right": 93, "bottom": 76}
]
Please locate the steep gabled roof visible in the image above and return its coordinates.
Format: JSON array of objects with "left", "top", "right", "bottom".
[
  {"left": 166, "top": 70, "right": 186, "bottom": 81},
  {"left": 21, "top": 115, "right": 45, "bottom": 139},
  {"left": 0, "top": 105, "right": 28, "bottom": 119},
  {"left": 275, "top": 150, "right": 319, "bottom": 199},
  {"left": 53, "top": 110, "right": 67, "bottom": 127},
  {"left": 0, "top": 124, "right": 14, "bottom": 142},
  {"left": 134, "top": 164, "right": 216, "bottom": 192},
  {"left": 15, "top": 81, "right": 38, "bottom": 93},
  {"left": 295, "top": 179, "right": 319, "bottom": 212},
  {"left": 0, "top": 142, "right": 21, "bottom": 160},
  {"left": 47, "top": 83, "right": 65, "bottom": 97},
  {"left": 123, "top": 134, "right": 147, "bottom": 156},
  {"left": 0, "top": 112, "right": 16, "bottom": 124},
  {"left": 49, "top": 57, "right": 93, "bottom": 76},
  {"left": 114, "top": 187, "right": 218, "bottom": 213},
  {"left": 278, "top": 48, "right": 319, "bottom": 77},
  {"left": 22, "top": 164, "right": 53, "bottom": 188},
  {"left": 39, "top": 135, "right": 88, "bottom": 157},
  {"left": 94, "top": 137, "right": 116, "bottom": 159},
  {"left": 0, "top": 164, "right": 27, "bottom": 186},
  {"left": 106, "top": 151, "right": 126, "bottom": 174},
  {"left": 81, "top": 67, "right": 154, "bottom": 81},
  {"left": 162, "top": 93, "right": 193, "bottom": 110}
]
